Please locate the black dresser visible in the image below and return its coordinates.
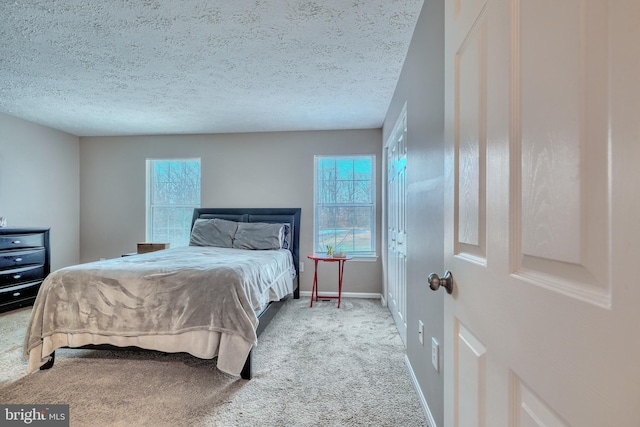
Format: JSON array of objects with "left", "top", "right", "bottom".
[{"left": 0, "top": 228, "right": 50, "bottom": 313}]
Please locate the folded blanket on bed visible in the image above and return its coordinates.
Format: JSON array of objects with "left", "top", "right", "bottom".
[{"left": 24, "top": 246, "right": 294, "bottom": 375}]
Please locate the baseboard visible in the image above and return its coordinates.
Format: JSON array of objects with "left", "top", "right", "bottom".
[
  {"left": 299, "top": 291, "right": 381, "bottom": 300},
  {"left": 405, "top": 354, "right": 438, "bottom": 427}
]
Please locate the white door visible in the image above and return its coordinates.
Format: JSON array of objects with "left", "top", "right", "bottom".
[
  {"left": 387, "top": 107, "right": 408, "bottom": 344},
  {"left": 443, "top": 0, "right": 640, "bottom": 426}
]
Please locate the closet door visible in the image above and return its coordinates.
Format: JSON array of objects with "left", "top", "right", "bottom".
[{"left": 386, "top": 108, "right": 408, "bottom": 344}]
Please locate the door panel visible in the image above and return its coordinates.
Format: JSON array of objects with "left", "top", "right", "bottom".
[
  {"left": 444, "top": 0, "right": 640, "bottom": 426},
  {"left": 515, "top": 0, "right": 610, "bottom": 306},
  {"left": 455, "top": 6, "right": 487, "bottom": 263},
  {"left": 511, "top": 375, "right": 569, "bottom": 427},
  {"left": 455, "top": 320, "right": 487, "bottom": 427}
]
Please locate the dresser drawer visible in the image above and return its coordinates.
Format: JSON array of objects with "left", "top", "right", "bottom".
[
  {"left": 0, "top": 228, "right": 49, "bottom": 313},
  {"left": 0, "top": 281, "right": 41, "bottom": 307},
  {"left": 0, "top": 233, "right": 45, "bottom": 250},
  {"left": 0, "top": 265, "right": 45, "bottom": 287},
  {"left": 0, "top": 248, "right": 46, "bottom": 269}
]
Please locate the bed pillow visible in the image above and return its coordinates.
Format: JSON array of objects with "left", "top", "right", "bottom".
[
  {"left": 232, "top": 222, "right": 286, "bottom": 250},
  {"left": 189, "top": 218, "right": 238, "bottom": 247}
]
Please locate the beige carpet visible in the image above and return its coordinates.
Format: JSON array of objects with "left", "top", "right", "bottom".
[{"left": 0, "top": 298, "right": 428, "bottom": 426}]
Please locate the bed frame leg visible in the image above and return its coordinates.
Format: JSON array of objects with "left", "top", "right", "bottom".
[
  {"left": 294, "top": 276, "right": 300, "bottom": 299},
  {"left": 240, "top": 349, "right": 253, "bottom": 380},
  {"left": 40, "top": 351, "right": 55, "bottom": 370}
]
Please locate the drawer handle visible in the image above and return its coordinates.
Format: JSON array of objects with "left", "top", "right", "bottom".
[
  {"left": 13, "top": 292, "right": 21, "bottom": 297},
  {"left": 14, "top": 258, "right": 23, "bottom": 262},
  {"left": 12, "top": 240, "right": 21, "bottom": 244},
  {"left": 13, "top": 274, "right": 22, "bottom": 279}
]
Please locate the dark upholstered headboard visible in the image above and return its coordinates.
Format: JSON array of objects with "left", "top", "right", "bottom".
[{"left": 191, "top": 208, "right": 301, "bottom": 277}]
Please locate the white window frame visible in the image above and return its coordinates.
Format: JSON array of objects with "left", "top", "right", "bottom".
[
  {"left": 314, "top": 154, "right": 377, "bottom": 258},
  {"left": 145, "top": 158, "right": 201, "bottom": 247}
]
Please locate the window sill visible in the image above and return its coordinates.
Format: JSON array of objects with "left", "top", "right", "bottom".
[{"left": 348, "top": 255, "right": 379, "bottom": 262}]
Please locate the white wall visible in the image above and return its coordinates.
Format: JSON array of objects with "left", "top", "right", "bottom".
[
  {"left": 79, "top": 129, "right": 383, "bottom": 295},
  {"left": 383, "top": 0, "right": 445, "bottom": 425},
  {"left": 0, "top": 113, "right": 80, "bottom": 271}
]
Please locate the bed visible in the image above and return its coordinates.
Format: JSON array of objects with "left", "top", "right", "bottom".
[{"left": 23, "top": 207, "right": 301, "bottom": 380}]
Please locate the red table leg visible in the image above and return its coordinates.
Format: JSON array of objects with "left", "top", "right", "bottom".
[
  {"left": 337, "top": 260, "right": 346, "bottom": 308},
  {"left": 310, "top": 259, "right": 319, "bottom": 307}
]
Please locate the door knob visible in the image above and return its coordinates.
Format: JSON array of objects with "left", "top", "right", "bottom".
[{"left": 428, "top": 270, "right": 453, "bottom": 294}]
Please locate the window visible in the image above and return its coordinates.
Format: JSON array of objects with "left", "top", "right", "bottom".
[
  {"left": 314, "top": 155, "right": 376, "bottom": 257},
  {"left": 146, "top": 158, "right": 201, "bottom": 247}
]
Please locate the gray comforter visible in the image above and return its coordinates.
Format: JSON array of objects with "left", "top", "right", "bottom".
[{"left": 24, "top": 246, "right": 294, "bottom": 376}]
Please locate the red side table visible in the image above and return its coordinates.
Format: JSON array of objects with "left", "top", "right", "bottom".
[{"left": 308, "top": 253, "right": 352, "bottom": 308}]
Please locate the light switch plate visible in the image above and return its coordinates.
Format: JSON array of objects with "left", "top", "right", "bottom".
[{"left": 431, "top": 338, "right": 439, "bottom": 372}]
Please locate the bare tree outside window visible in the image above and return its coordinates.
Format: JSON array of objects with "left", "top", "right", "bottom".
[
  {"left": 315, "top": 155, "right": 376, "bottom": 256},
  {"left": 146, "top": 159, "right": 201, "bottom": 247}
]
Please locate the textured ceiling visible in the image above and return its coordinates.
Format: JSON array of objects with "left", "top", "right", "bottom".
[{"left": 0, "top": 0, "right": 423, "bottom": 137}]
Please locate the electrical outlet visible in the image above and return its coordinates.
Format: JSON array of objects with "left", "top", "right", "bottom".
[
  {"left": 299, "top": 261, "right": 304, "bottom": 273},
  {"left": 431, "top": 338, "right": 439, "bottom": 372},
  {"left": 418, "top": 320, "right": 424, "bottom": 345}
]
